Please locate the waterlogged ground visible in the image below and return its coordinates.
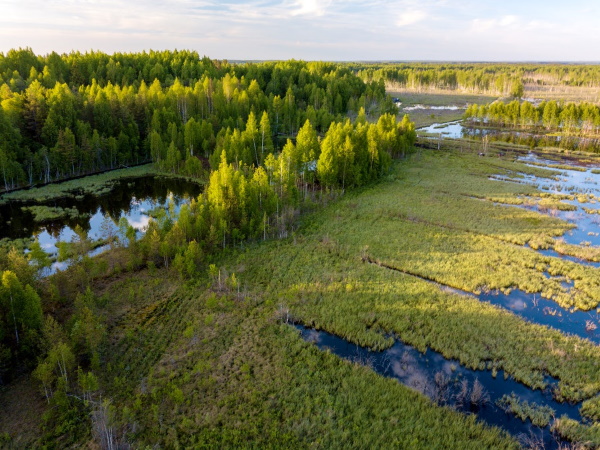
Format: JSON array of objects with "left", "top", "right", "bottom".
[
  {"left": 418, "top": 120, "right": 600, "bottom": 153},
  {"left": 297, "top": 325, "right": 579, "bottom": 448},
  {"left": 478, "top": 156, "right": 600, "bottom": 343},
  {"left": 49, "top": 147, "right": 600, "bottom": 448},
  {"left": 231, "top": 149, "right": 600, "bottom": 447}
]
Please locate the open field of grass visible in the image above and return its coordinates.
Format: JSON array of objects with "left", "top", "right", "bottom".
[
  {"left": 91, "top": 267, "right": 517, "bottom": 449},
  {"left": 93, "top": 148, "right": 600, "bottom": 445},
  {"left": 404, "top": 109, "right": 464, "bottom": 128},
  {"left": 525, "top": 84, "right": 600, "bottom": 104},
  {"left": 387, "top": 91, "right": 500, "bottom": 107}
]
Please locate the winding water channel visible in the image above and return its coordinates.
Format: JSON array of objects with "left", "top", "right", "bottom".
[
  {"left": 298, "top": 142, "right": 600, "bottom": 448},
  {"left": 1, "top": 132, "right": 599, "bottom": 446},
  {"left": 296, "top": 324, "right": 579, "bottom": 448}
]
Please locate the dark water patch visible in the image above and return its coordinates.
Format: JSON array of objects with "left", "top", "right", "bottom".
[
  {"left": 296, "top": 324, "right": 581, "bottom": 448},
  {"left": 479, "top": 290, "right": 599, "bottom": 345},
  {"left": 0, "top": 175, "right": 202, "bottom": 273},
  {"left": 367, "top": 258, "right": 599, "bottom": 345},
  {"left": 485, "top": 154, "right": 600, "bottom": 264},
  {"left": 537, "top": 248, "right": 600, "bottom": 268},
  {"left": 0, "top": 176, "right": 202, "bottom": 241}
]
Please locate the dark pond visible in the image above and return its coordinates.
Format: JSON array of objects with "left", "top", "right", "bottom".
[
  {"left": 0, "top": 176, "right": 202, "bottom": 272},
  {"left": 296, "top": 324, "right": 583, "bottom": 448}
]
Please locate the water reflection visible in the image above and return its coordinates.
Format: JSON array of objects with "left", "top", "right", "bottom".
[
  {"left": 0, "top": 176, "right": 202, "bottom": 265},
  {"left": 297, "top": 324, "right": 581, "bottom": 449},
  {"left": 417, "top": 121, "right": 600, "bottom": 151}
]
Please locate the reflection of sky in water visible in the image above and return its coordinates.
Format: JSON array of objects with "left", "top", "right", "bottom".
[
  {"left": 297, "top": 325, "right": 581, "bottom": 447},
  {"left": 417, "top": 121, "right": 464, "bottom": 138},
  {"left": 515, "top": 159, "right": 600, "bottom": 248},
  {"left": 32, "top": 195, "right": 188, "bottom": 275}
]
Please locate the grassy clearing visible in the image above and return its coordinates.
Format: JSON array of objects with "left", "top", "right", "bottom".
[
  {"left": 387, "top": 91, "right": 498, "bottom": 128},
  {"left": 525, "top": 84, "right": 600, "bottom": 104},
  {"left": 407, "top": 110, "right": 464, "bottom": 128},
  {"left": 388, "top": 91, "right": 499, "bottom": 107}
]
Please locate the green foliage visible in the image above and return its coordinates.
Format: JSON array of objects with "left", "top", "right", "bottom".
[
  {"left": 496, "top": 393, "right": 555, "bottom": 427},
  {"left": 551, "top": 417, "right": 600, "bottom": 448},
  {"left": 581, "top": 395, "right": 600, "bottom": 421},
  {"left": 0, "top": 270, "right": 43, "bottom": 350},
  {"left": 95, "top": 270, "right": 515, "bottom": 449},
  {"left": 464, "top": 99, "right": 600, "bottom": 149},
  {"left": 0, "top": 51, "right": 395, "bottom": 190}
]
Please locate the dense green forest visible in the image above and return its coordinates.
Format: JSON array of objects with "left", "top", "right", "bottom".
[
  {"left": 351, "top": 62, "right": 600, "bottom": 95},
  {"left": 464, "top": 100, "right": 600, "bottom": 134},
  {"left": 0, "top": 48, "right": 398, "bottom": 190},
  {"left": 0, "top": 49, "right": 420, "bottom": 446},
  {"left": 4, "top": 51, "right": 600, "bottom": 448}
]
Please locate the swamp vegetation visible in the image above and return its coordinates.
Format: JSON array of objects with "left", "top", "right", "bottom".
[
  {"left": 3, "top": 53, "right": 600, "bottom": 448},
  {"left": 3, "top": 146, "right": 600, "bottom": 448}
]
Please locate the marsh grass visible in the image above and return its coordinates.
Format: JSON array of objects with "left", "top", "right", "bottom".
[
  {"left": 23, "top": 205, "right": 90, "bottom": 222},
  {"left": 496, "top": 393, "right": 555, "bottom": 427},
  {"left": 91, "top": 268, "right": 517, "bottom": 449},
  {"left": 30, "top": 146, "right": 600, "bottom": 447},
  {"left": 551, "top": 417, "right": 600, "bottom": 447}
]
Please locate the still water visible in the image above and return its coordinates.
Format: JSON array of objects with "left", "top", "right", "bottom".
[{"left": 0, "top": 176, "right": 202, "bottom": 272}]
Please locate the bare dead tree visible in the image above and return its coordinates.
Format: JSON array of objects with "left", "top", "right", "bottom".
[{"left": 92, "top": 400, "right": 116, "bottom": 450}]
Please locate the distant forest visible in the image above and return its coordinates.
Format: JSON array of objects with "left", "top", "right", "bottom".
[{"left": 351, "top": 62, "right": 600, "bottom": 94}]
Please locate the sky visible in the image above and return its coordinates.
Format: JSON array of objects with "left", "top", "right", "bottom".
[{"left": 1, "top": 0, "right": 599, "bottom": 61}]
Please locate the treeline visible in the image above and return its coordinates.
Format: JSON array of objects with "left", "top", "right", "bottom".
[
  {"left": 464, "top": 100, "right": 600, "bottom": 134},
  {"left": 0, "top": 49, "right": 397, "bottom": 191},
  {"left": 350, "top": 62, "right": 600, "bottom": 94},
  {"left": 129, "top": 112, "right": 415, "bottom": 269},
  {"left": 0, "top": 51, "right": 416, "bottom": 438},
  {"left": 0, "top": 112, "right": 415, "bottom": 445}
]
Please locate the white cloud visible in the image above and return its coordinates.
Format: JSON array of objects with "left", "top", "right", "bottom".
[
  {"left": 499, "top": 15, "right": 518, "bottom": 27},
  {"left": 291, "top": 0, "right": 329, "bottom": 16},
  {"left": 396, "top": 9, "right": 427, "bottom": 27},
  {"left": 0, "top": 0, "right": 599, "bottom": 61}
]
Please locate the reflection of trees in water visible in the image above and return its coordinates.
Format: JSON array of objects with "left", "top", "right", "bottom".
[
  {"left": 0, "top": 176, "right": 202, "bottom": 241},
  {"left": 463, "top": 127, "right": 600, "bottom": 152}
]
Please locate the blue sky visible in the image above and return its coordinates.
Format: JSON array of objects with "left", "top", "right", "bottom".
[{"left": 1, "top": 0, "right": 599, "bottom": 61}]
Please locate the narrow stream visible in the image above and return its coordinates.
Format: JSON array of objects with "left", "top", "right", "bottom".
[
  {"left": 369, "top": 260, "right": 599, "bottom": 346},
  {"left": 296, "top": 324, "right": 580, "bottom": 448}
]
